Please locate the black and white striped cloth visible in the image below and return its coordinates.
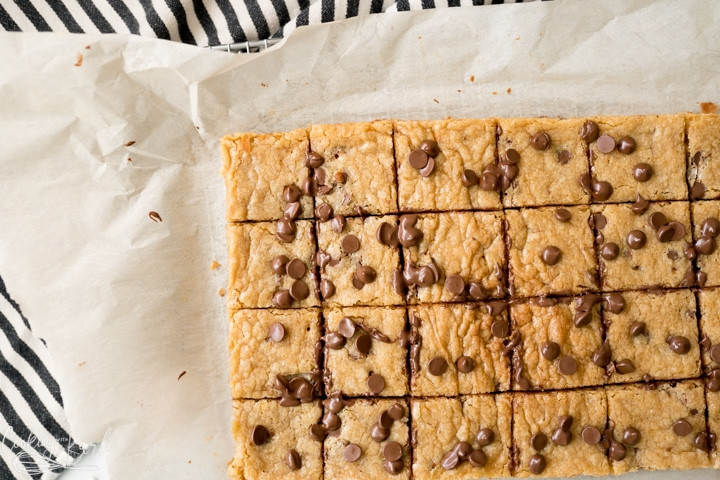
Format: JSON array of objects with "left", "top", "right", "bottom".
[
  {"left": 0, "top": 0, "right": 546, "bottom": 46},
  {"left": 0, "top": 276, "right": 83, "bottom": 480}
]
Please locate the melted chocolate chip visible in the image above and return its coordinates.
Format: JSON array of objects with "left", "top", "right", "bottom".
[
  {"left": 580, "top": 121, "right": 600, "bottom": 142},
  {"left": 371, "top": 424, "right": 390, "bottom": 442},
  {"left": 283, "top": 184, "right": 302, "bottom": 203},
  {"left": 531, "top": 432, "right": 548, "bottom": 451},
  {"left": 462, "top": 169, "right": 479, "bottom": 187},
  {"left": 604, "top": 294, "right": 625, "bottom": 314},
  {"left": 591, "top": 181, "right": 613, "bottom": 201},
  {"left": 286, "top": 449, "right": 302, "bottom": 470},
  {"left": 444, "top": 274, "right": 466, "bottom": 296},
  {"left": 476, "top": 428, "right": 495, "bottom": 446},
  {"left": 555, "top": 208, "right": 572, "bottom": 222},
  {"left": 672, "top": 419, "right": 692, "bottom": 437},
  {"left": 552, "top": 428, "right": 572, "bottom": 446},
  {"left": 696, "top": 236, "right": 716, "bottom": 255},
  {"left": 330, "top": 215, "right": 346, "bottom": 233},
  {"left": 272, "top": 289, "right": 293, "bottom": 308},
  {"left": 305, "top": 151, "right": 324, "bottom": 168},
  {"left": 320, "top": 279, "right": 335, "bottom": 300},
  {"left": 419, "top": 139, "right": 440, "bottom": 157},
  {"left": 557, "top": 355, "right": 578, "bottom": 375},
  {"left": 631, "top": 194, "right": 650, "bottom": 215},
  {"left": 622, "top": 427, "right": 640, "bottom": 445},
  {"left": 629, "top": 321, "right": 647, "bottom": 337},
  {"left": 398, "top": 215, "right": 423, "bottom": 247},
  {"left": 284, "top": 202, "right": 302, "bottom": 220},
  {"left": 375, "top": 222, "right": 399, "bottom": 247},
  {"left": 529, "top": 454, "right": 546, "bottom": 474},
  {"left": 691, "top": 181, "right": 706, "bottom": 200},
  {"left": 315, "top": 203, "right": 333, "bottom": 222},
  {"left": 276, "top": 217, "right": 297, "bottom": 242},
  {"left": 710, "top": 344, "right": 720, "bottom": 363},
  {"left": 592, "top": 342, "right": 612, "bottom": 367},
  {"left": 633, "top": 163, "right": 653, "bottom": 182},
  {"left": 540, "top": 341, "right": 560, "bottom": 361},
  {"left": 418, "top": 156, "right": 436, "bottom": 177},
  {"left": 701, "top": 218, "right": 720, "bottom": 238},
  {"left": 353, "top": 266, "right": 377, "bottom": 287},
  {"left": 505, "top": 149, "right": 520, "bottom": 164},
  {"left": 530, "top": 132, "right": 551, "bottom": 150},
  {"left": 272, "top": 255, "right": 290, "bottom": 274},
  {"left": 614, "top": 358, "right": 636, "bottom": 374},
  {"left": 558, "top": 150, "right": 572, "bottom": 164},
  {"left": 667, "top": 335, "right": 691, "bottom": 355}
]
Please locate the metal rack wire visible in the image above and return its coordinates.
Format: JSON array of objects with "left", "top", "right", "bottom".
[{"left": 207, "top": 38, "right": 281, "bottom": 53}]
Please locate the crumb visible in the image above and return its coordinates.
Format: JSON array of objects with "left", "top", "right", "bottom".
[
  {"left": 148, "top": 211, "right": 162, "bottom": 222},
  {"left": 515, "top": 35, "right": 520, "bottom": 40},
  {"left": 124, "top": 140, "right": 136, "bottom": 147},
  {"left": 196, "top": 126, "right": 200, "bottom": 130},
  {"left": 457, "top": 89, "right": 462, "bottom": 93},
  {"left": 700, "top": 102, "right": 718, "bottom": 114},
  {"left": 178, "top": 371, "right": 187, "bottom": 380},
  {"left": 507, "top": 87, "right": 512, "bottom": 94},
  {"left": 188, "top": 460, "right": 192, "bottom": 464},
  {"left": 78, "top": 361, "right": 86, "bottom": 367},
  {"left": 85, "top": 45, "right": 91, "bottom": 50},
  {"left": 219, "top": 288, "right": 226, "bottom": 297},
  {"left": 492, "top": 91, "right": 498, "bottom": 95},
  {"left": 74, "top": 53, "right": 83, "bottom": 67},
  {"left": 470, "top": 75, "right": 475, "bottom": 82},
  {"left": 260, "top": 82, "right": 268, "bottom": 87},
  {"left": 127, "top": 157, "right": 132, "bottom": 163},
  {"left": 433, "top": 98, "right": 439, "bottom": 104},
  {"left": 418, "top": 36, "right": 422, "bottom": 40},
  {"left": 210, "top": 260, "right": 220, "bottom": 270}
]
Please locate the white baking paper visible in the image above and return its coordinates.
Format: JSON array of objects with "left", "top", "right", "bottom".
[{"left": 0, "top": 0, "right": 718, "bottom": 478}]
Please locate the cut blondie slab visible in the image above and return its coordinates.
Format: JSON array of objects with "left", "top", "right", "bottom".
[{"left": 687, "top": 113, "right": 720, "bottom": 200}]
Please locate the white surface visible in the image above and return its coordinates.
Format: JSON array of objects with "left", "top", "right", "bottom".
[
  {"left": 0, "top": 0, "right": 719, "bottom": 478},
  {"left": 56, "top": 445, "right": 108, "bottom": 480}
]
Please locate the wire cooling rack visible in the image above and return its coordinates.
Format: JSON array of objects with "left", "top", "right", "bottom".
[{"left": 207, "top": 38, "right": 281, "bottom": 53}]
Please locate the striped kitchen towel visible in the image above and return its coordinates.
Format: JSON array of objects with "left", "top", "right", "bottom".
[
  {"left": 0, "top": 0, "right": 545, "bottom": 47},
  {"left": 0, "top": 276, "right": 83, "bottom": 480}
]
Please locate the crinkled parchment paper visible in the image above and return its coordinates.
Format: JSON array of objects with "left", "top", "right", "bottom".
[{"left": 0, "top": 0, "right": 718, "bottom": 477}]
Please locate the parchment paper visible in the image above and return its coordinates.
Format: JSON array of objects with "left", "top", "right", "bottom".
[{"left": 0, "top": 0, "right": 719, "bottom": 478}]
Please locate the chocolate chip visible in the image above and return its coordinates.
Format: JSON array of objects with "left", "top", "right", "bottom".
[
  {"left": 455, "top": 441, "right": 472, "bottom": 460},
  {"left": 305, "top": 151, "right": 324, "bottom": 168},
  {"left": 480, "top": 171, "right": 499, "bottom": 191},
  {"left": 710, "top": 344, "right": 720, "bottom": 363},
  {"left": 335, "top": 171, "right": 347, "bottom": 183},
  {"left": 419, "top": 139, "right": 440, "bottom": 157},
  {"left": 371, "top": 424, "right": 390, "bottom": 442},
  {"left": 283, "top": 184, "right": 302, "bottom": 203},
  {"left": 272, "top": 289, "right": 293, "bottom": 308},
  {"left": 383, "top": 441, "right": 403, "bottom": 462},
  {"left": 467, "top": 282, "right": 486, "bottom": 300},
  {"left": 285, "top": 259, "right": 306, "bottom": 280},
  {"left": 251, "top": 425, "right": 270, "bottom": 445},
  {"left": 667, "top": 335, "right": 691, "bottom": 355},
  {"left": 441, "top": 450, "right": 460, "bottom": 470},
  {"left": 355, "top": 333, "right": 372, "bottom": 355},
  {"left": 600, "top": 243, "right": 620, "bottom": 260},
  {"left": 344, "top": 443, "right": 362, "bottom": 462},
  {"left": 374, "top": 222, "right": 399, "bottom": 247},
  {"left": 323, "top": 411, "right": 341, "bottom": 431},
  {"left": 418, "top": 156, "right": 436, "bottom": 177},
  {"left": 609, "top": 440, "right": 626, "bottom": 461},
  {"left": 552, "top": 428, "right": 572, "bottom": 446},
  {"left": 301, "top": 176, "right": 317, "bottom": 196},
  {"left": 456, "top": 355, "right": 475, "bottom": 373},
  {"left": 398, "top": 215, "right": 423, "bottom": 247},
  {"left": 691, "top": 181, "right": 707, "bottom": 199},
  {"left": 340, "top": 234, "right": 360, "bottom": 254},
  {"left": 309, "top": 424, "right": 326, "bottom": 441},
  {"left": 558, "top": 415, "right": 573, "bottom": 432},
  {"left": 558, "top": 150, "right": 571, "bottom": 164},
  {"left": 631, "top": 194, "right": 650, "bottom": 215},
  {"left": 531, "top": 432, "right": 548, "bottom": 451},
  {"left": 629, "top": 321, "right": 647, "bottom": 337},
  {"left": 499, "top": 162, "right": 519, "bottom": 181},
  {"left": 542, "top": 246, "right": 561, "bottom": 265},
  {"left": 702, "top": 218, "right": 720, "bottom": 237},
  {"left": 491, "top": 320, "right": 510, "bottom": 339},
  {"left": 580, "top": 121, "right": 599, "bottom": 142},
  {"left": 615, "top": 358, "right": 635, "bottom": 374},
  {"left": 591, "top": 180, "right": 613, "bottom": 201},
  {"left": 657, "top": 225, "right": 675, "bottom": 243},
  {"left": 626, "top": 230, "right": 646, "bottom": 249},
  {"left": 476, "top": 428, "right": 495, "bottom": 446},
  {"left": 427, "top": 356, "right": 448, "bottom": 376},
  {"left": 557, "top": 355, "right": 578, "bottom": 375},
  {"left": 530, "top": 132, "right": 551, "bottom": 150},
  {"left": 354, "top": 266, "right": 376, "bottom": 286},
  {"left": 696, "top": 236, "right": 716, "bottom": 255},
  {"left": 468, "top": 449, "right": 487, "bottom": 467},
  {"left": 505, "top": 148, "right": 520, "bottom": 164},
  {"left": 338, "top": 317, "right": 357, "bottom": 338},
  {"left": 529, "top": 454, "right": 546, "bottom": 474},
  {"left": 669, "top": 222, "right": 686, "bottom": 241},
  {"left": 648, "top": 212, "right": 667, "bottom": 230},
  {"left": 326, "top": 332, "right": 346, "bottom": 350},
  {"left": 694, "top": 432, "right": 711, "bottom": 452},
  {"left": 315, "top": 203, "right": 333, "bottom": 222},
  {"left": 314, "top": 167, "right": 327, "bottom": 186},
  {"left": 276, "top": 217, "right": 297, "bottom": 242},
  {"left": 409, "top": 149, "right": 429, "bottom": 170},
  {"left": 633, "top": 163, "right": 653, "bottom": 182},
  {"left": 581, "top": 426, "right": 602, "bottom": 445},
  {"left": 709, "top": 376, "right": 720, "bottom": 392},
  {"left": 462, "top": 169, "right": 479, "bottom": 187},
  {"left": 272, "top": 255, "right": 290, "bottom": 274},
  {"left": 330, "top": 215, "right": 346, "bottom": 234},
  {"left": 367, "top": 373, "right": 385, "bottom": 394},
  {"left": 384, "top": 459, "right": 404, "bottom": 474},
  {"left": 320, "top": 279, "right": 335, "bottom": 300},
  {"left": 286, "top": 449, "right": 301, "bottom": 470},
  {"left": 604, "top": 294, "right": 625, "bottom": 314},
  {"left": 592, "top": 341, "right": 612, "bottom": 367},
  {"left": 284, "top": 202, "right": 302, "bottom": 220},
  {"left": 672, "top": 419, "right": 692, "bottom": 437},
  {"left": 574, "top": 310, "right": 593, "bottom": 328},
  {"left": 617, "top": 136, "right": 636, "bottom": 154},
  {"left": 540, "top": 341, "right": 560, "bottom": 361},
  {"left": 289, "top": 280, "right": 309, "bottom": 300},
  {"left": 555, "top": 208, "right": 572, "bottom": 222},
  {"left": 596, "top": 134, "right": 616, "bottom": 153},
  {"left": 622, "top": 427, "right": 640, "bottom": 445},
  {"left": 444, "top": 274, "right": 466, "bottom": 296},
  {"left": 268, "top": 322, "right": 286, "bottom": 342}
]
